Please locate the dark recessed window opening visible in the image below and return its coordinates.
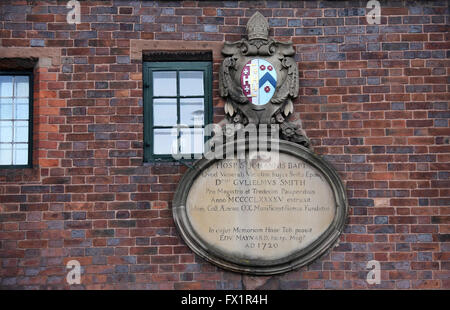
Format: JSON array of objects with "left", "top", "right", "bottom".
[
  {"left": 143, "top": 58, "right": 212, "bottom": 162},
  {"left": 0, "top": 72, "right": 33, "bottom": 168}
]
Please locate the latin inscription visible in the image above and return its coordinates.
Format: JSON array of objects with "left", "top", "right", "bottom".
[{"left": 185, "top": 152, "right": 336, "bottom": 261}]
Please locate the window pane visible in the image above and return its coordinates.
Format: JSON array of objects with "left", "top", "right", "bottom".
[
  {"left": 180, "top": 98, "right": 204, "bottom": 126},
  {"left": 0, "top": 98, "right": 13, "bottom": 120},
  {"left": 153, "top": 71, "right": 176, "bottom": 96},
  {"left": 0, "top": 121, "right": 13, "bottom": 142},
  {"left": 13, "top": 144, "right": 28, "bottom": 165},
  {"left": 14, "top": 121, "right": 28, "bottom": 143},
  {"left": 14, "top": 76, "right": 29, "bottom": 97},
  {"left": 153, "top": 98, "right": 177, "bottom": 126},
  {"left": 180, "top": 128, "right": 204, "bottom": 154},
  {"left": 0, "top": 76, "right": 13, "bottom": 97},
  {"left": 180, "top": 71, "right": 203, "bottom": 96},
  {"left": 0, "top": 144, "right": 12, "bottom": 165},
  {"left": 154, "top": 128, "right": 178, "bottom": 155},
  {"left": 15, "top": 98, "right": 29, "bottom": 120}
]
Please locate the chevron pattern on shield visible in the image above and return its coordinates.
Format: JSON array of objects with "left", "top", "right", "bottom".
[{"left": 240, "top": 59, "right": 277, "bottom": 106}]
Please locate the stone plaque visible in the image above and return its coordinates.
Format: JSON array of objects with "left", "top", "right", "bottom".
[{"left": 173, "top": 140, "right": 348, "bottom": 275}]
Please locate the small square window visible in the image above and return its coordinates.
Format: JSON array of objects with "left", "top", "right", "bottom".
[
  {"left": 143, "top": 61, "right": 212, "bottom": 161},
  {"left": 0, "top": 73, "right": 33, "bottom": 168}
]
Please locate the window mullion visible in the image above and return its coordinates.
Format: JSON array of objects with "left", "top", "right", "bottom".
[
  {"left": 11, "top": 76, "right": 15, "bottom": 165},
  {"left": 176, "top": 70, "right": 181, "bottom": 155},
  {"left": 149, "top": 68, "right": 154, "bottom": 158},
  {"left": 203, "top": 66, "right": 209, "bottom": 152}
]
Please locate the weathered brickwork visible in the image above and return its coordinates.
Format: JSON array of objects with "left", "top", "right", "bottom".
[{"left": 0, "top": 0, "right": 448, "bottom": 289}]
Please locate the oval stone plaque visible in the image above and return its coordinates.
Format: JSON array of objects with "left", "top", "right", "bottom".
[{"left": 173, "top": 140, "right": 348, "bottom": 275}]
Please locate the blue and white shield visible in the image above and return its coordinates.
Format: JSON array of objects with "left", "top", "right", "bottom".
[{"left": 240, "top": 59, "right": 277, "bottom": 106}]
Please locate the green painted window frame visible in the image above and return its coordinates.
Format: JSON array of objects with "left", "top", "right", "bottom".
[
  {"left": 0, "top": 71, "right": 33, "bottom": 169},
  {"left": 143, "top": 61, "right": 213, "bottom": 162}
]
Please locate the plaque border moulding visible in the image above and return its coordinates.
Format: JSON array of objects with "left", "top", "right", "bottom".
[{"left": 172, "top": 12, "right": 349, "bottom": 275}]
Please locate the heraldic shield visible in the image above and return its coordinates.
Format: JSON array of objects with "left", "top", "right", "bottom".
[{"left": 240, "top": 59, "right": 277, "bottom": 106}]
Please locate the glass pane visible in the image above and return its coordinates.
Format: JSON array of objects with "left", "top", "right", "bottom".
[
  {"left": 180, "top": 71, "right": 203, "bottom": 96},
  {"left": 153, "top": 98, "right": 177, "bottom": 126},
  {"left": 14, "top": 76, "right": 29, "bottom": 97},
  {"left": 0, "top": 98, "right": 13, "bottom": 120},
  {"left": 153, "top": 128, "right": 178, "bottom": 155},
  {"left": 13, "top": 144, "right": 28, "bottom": 165},
  {"left": 180, "top": 98, "right": 204, "bottom": 126},
  {"left": 180, "top": 128, "right": 204, "bottom": 154},
  {"left": 153, "top": 71, "right": 176, "bottom": 96},
  {"left": 0, "top": 76, "right": 13, "bottom": 97},
  {"left": 14, "top": 121, "right": 28, "bottom": 143},
  {"left": 15, "top": 98, "right": 29, "bottom": 120},
  {"left": 0, "top": 121, "right": 13, "bottom": 142},
  {"left": 0, "top": 144, "right": 12, "bottom": 165}
]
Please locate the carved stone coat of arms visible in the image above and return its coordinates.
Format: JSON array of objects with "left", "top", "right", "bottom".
[{"left": 219, "top": 12, "right": 310, "bottom": 147}]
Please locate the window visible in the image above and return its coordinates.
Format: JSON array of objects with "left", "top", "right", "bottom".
[
  {"left": 0, "top": 72, "right": 33, "bottom": 168},
  {"left": 143, "top": 61, "right": 212, "bottom": 161}
]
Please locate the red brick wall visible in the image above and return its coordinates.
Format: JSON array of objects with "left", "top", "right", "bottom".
[{"left": 0, "top": 0, "right": 448, "bottom": 289}]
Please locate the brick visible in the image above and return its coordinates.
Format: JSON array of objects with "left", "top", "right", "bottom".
[
  {"left": 0, "top": 213, "right": 26, "bottom": 222},
  {"left": 26, "top": 14, "right": 54, "bottom": 22}
]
